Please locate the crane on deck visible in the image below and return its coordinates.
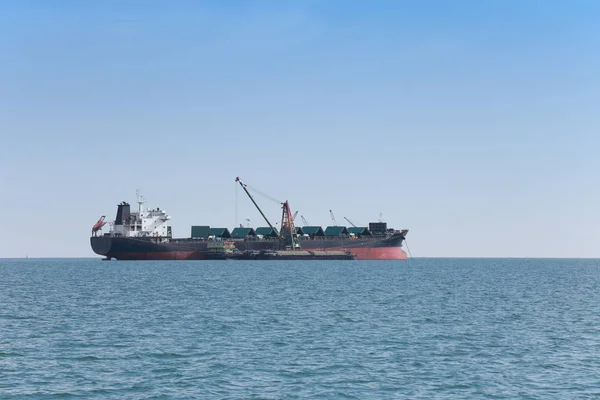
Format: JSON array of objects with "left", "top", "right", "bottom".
[
  {"left": 235, "top": 177, "right": 299, "bottom": 250},
  {"left": 301, "top": 215, "right": 309, "bottom": 226},
  {"left": 329, "top": 210, "right": 338, "bottom": 226},
  {"left": 343, "top": 217, "right": 357, "bottom": 227}
]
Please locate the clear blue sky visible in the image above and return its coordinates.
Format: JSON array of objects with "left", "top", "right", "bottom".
[{"left": 2, "top": 0, "right": 599, "bottom": 258}]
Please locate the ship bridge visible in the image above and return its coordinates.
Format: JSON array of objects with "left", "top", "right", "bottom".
[{"left": 101, "top": 194, "right": 172, "bottom": 238}]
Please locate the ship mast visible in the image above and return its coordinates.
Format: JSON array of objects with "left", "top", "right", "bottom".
[{"left": 136, "top": 189, "right": 145, "bottom": 216}]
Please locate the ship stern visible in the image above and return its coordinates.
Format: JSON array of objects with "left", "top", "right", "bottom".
[{"left": 90, "top": 236, "right": 112, "bottom": 258}]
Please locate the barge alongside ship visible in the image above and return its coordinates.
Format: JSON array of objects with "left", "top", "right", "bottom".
[{"left": 90, "top": 178, "right": 409, "bottom": 261}]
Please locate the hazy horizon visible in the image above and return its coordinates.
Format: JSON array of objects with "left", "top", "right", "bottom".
[{"left": 2, "top": 0, "right": 599, "bottom": 258}]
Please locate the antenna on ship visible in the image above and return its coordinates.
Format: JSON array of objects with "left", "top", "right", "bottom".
[{"left": 378, "top": 212, "right": 384, "bottom": 222}]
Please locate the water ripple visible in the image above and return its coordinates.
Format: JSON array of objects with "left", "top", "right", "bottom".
[{"left": 1, "top": 258, "right": 600, "bottom": 398}]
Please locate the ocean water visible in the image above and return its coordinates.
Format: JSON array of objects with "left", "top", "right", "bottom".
[{"left": 1, "top": 258, "right": 600, "bottom": 399}]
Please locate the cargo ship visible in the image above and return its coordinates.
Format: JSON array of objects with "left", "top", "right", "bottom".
[{"left": 90, "top": 178, "right": 409, "bottom": 260}]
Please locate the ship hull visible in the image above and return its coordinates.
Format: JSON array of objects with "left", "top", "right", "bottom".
[{"left": 91, "top": 233, "right": 408, "bottom": 261}]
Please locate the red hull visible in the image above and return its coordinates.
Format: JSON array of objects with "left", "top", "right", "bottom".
[{"left": 108, "top": 246, "right": 407, "bottom": 261}]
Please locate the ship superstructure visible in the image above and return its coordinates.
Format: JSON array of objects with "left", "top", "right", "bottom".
[{"left": 93, "top": 192, "right": 172, "bottom": 239}]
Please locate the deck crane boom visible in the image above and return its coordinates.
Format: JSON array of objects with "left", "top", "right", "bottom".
[
  {"left": 292, "top": 210, "right": 298, "bottom": 222},
  {"left": 343, "top": 217, "right": 357, "bottom": 227},
  {"left": 329, "top": 209, "right": 338, "bottom": 226},
  {"left": 235, "top": 177, "right": 279, "bottom": 239},
  {"left": 235, "top": 177, "right": 298, "bottom": 249},
  {"left": 301, "top": 215, "right": 309, "bottom": 226}
]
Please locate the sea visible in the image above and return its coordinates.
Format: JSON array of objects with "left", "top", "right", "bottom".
[{"left": 1, "top": 258, "right": 600, "bottom": 399}]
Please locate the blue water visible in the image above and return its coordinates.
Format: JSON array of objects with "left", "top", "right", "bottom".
[{"left": 1, "top": 258, "right": 600, "bottom": 399}]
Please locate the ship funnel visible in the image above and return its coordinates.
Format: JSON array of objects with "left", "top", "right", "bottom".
[{"left": 115, "top": 202, "right": 131, "bottom": 225}]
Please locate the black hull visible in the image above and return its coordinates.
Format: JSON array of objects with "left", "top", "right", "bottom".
[{"left": 90, "top": 230, "right": 408, "bottom": 260}]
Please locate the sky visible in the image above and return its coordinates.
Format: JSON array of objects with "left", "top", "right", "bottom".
[{"left": 1, "top": 0, "right": 600, "bottom": 258}]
